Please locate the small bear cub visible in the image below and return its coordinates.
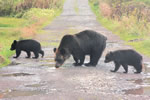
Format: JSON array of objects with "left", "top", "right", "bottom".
[
  {"left": 104, "top": 49, "right": 143, "bottom": 74},
  {"left": 10, "top": 39, "right": 44, "bottom": 59}
]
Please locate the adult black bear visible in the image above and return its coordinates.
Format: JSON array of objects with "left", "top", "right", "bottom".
[
  {"left": 10, "top": 39, "right": 44, "bottom": 59},
  {"left": 104, "top": 49, "right": 143, "bottom": 73},
  {"left": 53, "top": 30, "right": 107, "bottom": 68}
]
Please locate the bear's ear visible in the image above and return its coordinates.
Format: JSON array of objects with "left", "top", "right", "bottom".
[
  {"left": 13, "top": 40, "right": 17, "bottom": 44},
  {"left": 60, "top": 48, "right": 66, "bottom": 55},
  {"left": 53, "top": 48, "right": 57, "bottom": 53}
]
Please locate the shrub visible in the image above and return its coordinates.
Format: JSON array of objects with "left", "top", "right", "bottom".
[
  {"left": 0, "top": 0, "right": 14, "bottom": 16},
  {"left": 89, "top": 0, "right": 150, "bottom": 57},
  {"left": 98, "top": 0, "right": 150, "bottom": 22},
  {"left": 0, "top": 0, "right": 63, "bottom": 17}
]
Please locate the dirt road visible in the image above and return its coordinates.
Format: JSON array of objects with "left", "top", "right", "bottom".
[{"left": 0, "top": 0, "right": 150, "bottom": 100}]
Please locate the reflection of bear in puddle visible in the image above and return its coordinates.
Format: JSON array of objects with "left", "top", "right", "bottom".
[
  {"left": 105, "top": 49, "right": 143, "bottom": 73},
  {"left": 53, "top": 30, "right": 107, "bottom": 68}
]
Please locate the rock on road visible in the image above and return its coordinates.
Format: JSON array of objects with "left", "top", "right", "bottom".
[{"left": 0, "top": 0, "right": 150, "bottom": 100}]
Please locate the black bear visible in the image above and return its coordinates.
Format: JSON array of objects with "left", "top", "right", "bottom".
[
  {"left": 53, "top": 30, "right": 107, "bottom": 68},
  {"left": 10, "top": 39, "right": 44, "bottom": 59},
  {"left": 104, "top": 49, "right": 143, "bottom": 73}
]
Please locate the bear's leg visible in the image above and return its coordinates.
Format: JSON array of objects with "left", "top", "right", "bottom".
[
  {"left": 73, "top": 56, "right": 79, "bottom": 66},
  {"left": 122, "top": 64, "right": 128, "bottom": 73},
  {"left": 91, "top": 54, "right": 101, "bottom": 66},
  {"left": 85, "top": 43, "right": 106, "bottom": 66},
  {"left": 78, "top": 55, "right": 85, "bottom": 66},
  {"left": 26, "top": 51, "right": 31, "bottom": 58},
  {"left": 134, "top": 63, "right": 142, "bottom": 74},
  {"left": 85, "top": 55, "right": 99, "bottom": 66},
  {"left": 33, "top": 51, "right": 39, "bottom": 59},
  {"left": 39, "top": 50, "right": 44, "bottom": 58},
  {"left": 111, "top": 62, "right": 120, "bottom": 72},
  {"left": 85, "top": 51, "right": 102, "bottom": 66},
  {"left": 13, "top": 50, "right": 21, "bottom": 58}
]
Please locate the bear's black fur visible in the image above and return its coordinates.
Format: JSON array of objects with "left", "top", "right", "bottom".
[
  {"left": 104, "top": 49, "right": 143, "bottom": 73},
  {"left": 10, "top": 39, "right": 44, "bottom": 59},
  {"left": 53, "top": 30, "right": 107, "bottom": 68}
]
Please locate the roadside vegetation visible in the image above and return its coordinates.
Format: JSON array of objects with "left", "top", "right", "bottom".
[
  {"left": 89, "top": 0, "right": 150, "bottom": 57},
  {"left": 0, "top": 0, "right": 64, "bottom": 67}
]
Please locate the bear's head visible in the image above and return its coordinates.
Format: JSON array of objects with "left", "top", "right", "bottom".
[
  {"left": 10, "top": 40, "right": 17, "bottom": 51},
  {"left": 104, "top": 51, "right": 114, "bottom": 63},
  {"left": 53, "top": 48, "right": 71, "bottom": 68}
]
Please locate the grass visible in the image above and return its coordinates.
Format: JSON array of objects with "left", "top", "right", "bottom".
[
  {"left": 22, "top": 8, "right": 62, "bottom": 35},
  {"left": 89, "top": 0, "right": 150, "bottom": 57},
  {"left": 0, "top": 0, "right": 65, "bottom": 67},
  {"left": 0, "top": 17, "right": 28, "bottom": 67},
  {"left": 0, "top": 8, "right": 62, "bottom": 67},
  {"left": 0, "top": 17, "right": 27, "bottom": 27},
  {"left": 128, "top": 40, "right": 150, "bottom": 56},
  {"left": 134, "top": 0, "right": 150, "bottom": 5}
]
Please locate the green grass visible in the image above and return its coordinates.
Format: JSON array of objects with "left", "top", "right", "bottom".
[
  {"left": 23, "top": 8, "right": 62, "bottom": 31},
  {"left": 89, "top": 0, "right": 150, "bottom": 57},
  {"left": 0, "top": 8, "right": 62, "bottom": 67},
  {"left": 0, "top": 17, "right": 27, "bottom": 27},
  {"left": 0, "top": 17, "right": 27, "bottom": 67},
  {"left": 134, "top": 0, "right": 150, "bottom": 5},
  {"left": 127, "top": 40, "right": 150, "bottom": 56},
  {"left": 0, "top": 0, "right": 65, "bottom": 67}
]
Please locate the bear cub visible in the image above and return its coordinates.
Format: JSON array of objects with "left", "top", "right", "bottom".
[
  {"left": 10, "top": 39, "right": 44, "bottom": 59},
  {"left": 104, "top": 49, "right": 143, "bottom": 74},
  {"left": 53, "top": 30, "right": 107, "bottom": 68}
]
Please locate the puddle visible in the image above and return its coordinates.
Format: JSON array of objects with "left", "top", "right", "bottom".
[
  {"left": 40, "top": 58, "right": 55, "bottom": 67},
  {"left": 0, "top": 89, "right": 46, "bottom": 99},
  {"left": 25, "top": 82, "right": 47, "bottom": 88},
  {"left": 144, "top": 78, "right": 150, "bottom": 85},
  {"left": 41, "top": 64, "right": 55, "bottom": 67},
  {"left": 127, "top": 79, "right": 143, "bottom": 85},
  {"left": 124, "top": 66, "right": 150, "bottom": 96},
  {"left": 106, "top": 42, "right": 120, "bottom": 48},
  {"left": 144, "top": 62, "right": 150, "bottom": 68},
  {"left": 1, "top": 73, "right": 35, "bottom": 77},
  {"left": 25, "top": 84, "right": 45, "bottom": 88},
  {"left": 134, "top": 79, "right": 143, "bottom": 85},
  {"left": 144, "top": 67, "right": 150, "bottom": 74},
  {"left": 123, "top": 87, "right": 150, "bottom": 95},
  {"left": 9, "top": 61, "right": 21, "bottom": 66}
]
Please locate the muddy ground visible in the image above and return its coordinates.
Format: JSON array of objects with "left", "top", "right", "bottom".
[{"left": 0, "top": 0, "right": 150, "bottom": 100}]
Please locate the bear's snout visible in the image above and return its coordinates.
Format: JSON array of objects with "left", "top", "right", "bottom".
[
  {"left": 55, "top": 62, "right": 62, "bottom": 68},
  {"left": 10, "top": 48, "right": 14, "bottom": 51}
]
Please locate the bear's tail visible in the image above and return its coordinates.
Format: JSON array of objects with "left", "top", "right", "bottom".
[{"left": 39, "top": 50, "right": 44, "bottom": 58}]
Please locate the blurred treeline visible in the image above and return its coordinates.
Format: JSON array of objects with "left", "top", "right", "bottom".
[{"left": 0, "top": 0, "right": 63, "bottom": 17}]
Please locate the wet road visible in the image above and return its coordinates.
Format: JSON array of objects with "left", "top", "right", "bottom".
[{"left": 1, "top": 0, "right": 150, "bottom": 99}]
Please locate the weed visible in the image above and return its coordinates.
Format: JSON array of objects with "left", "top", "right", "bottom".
[
  {"left": 0, "top": 0, "right": 64, "bottom": 17},
  {"left": 0, "top": 1, "right": 63, "bottom": 67},
  {"left": 89, "top": 0, "right": 150, "bottom": 57}
]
